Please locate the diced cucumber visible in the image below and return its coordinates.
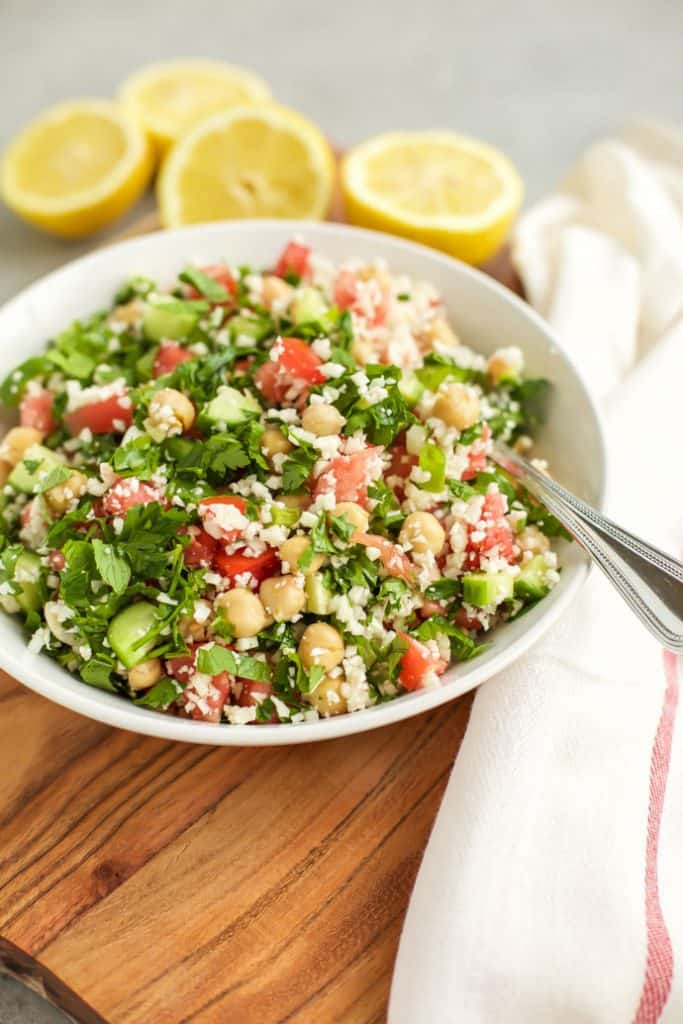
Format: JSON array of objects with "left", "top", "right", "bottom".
[
  {"left": 398, "top": 371, "right": 424, "bottom": 407},
  {"left": 514, "top": 555, "right": 551, "bottom": 601},
  {"left": 202, "top": 385, "right": 261, "bottom": 427},
  {"left": 142, "top": 297, "right": 206, "bottom": 342},
  {"left": 0, "top": 550, "right": 43, "bottom": 614},
  {"left": 107, "top": 601, "right": 160, "bottom": 668},
  {"left": 305, "top": 573, "right": 333, "bottom": 615},
  {"left": 291, "top": 287, "right": 329, "bottom": 326},
  {"left": 463, "top": 571, "right": 514, "bottom": 608},
  {"left": 8, "top": 444, "right": 64, "bottom": 494},
  {"left": 229, "top": 314, "right": 272, "bottom": 343}
]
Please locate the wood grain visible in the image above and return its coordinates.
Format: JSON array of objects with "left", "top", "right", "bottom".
[
  {"left": 0, "top": 669, "right": 473, "bottom": 1023},
  {"left": 0, "top": 194, "right": 519, "bottom": 1022}
]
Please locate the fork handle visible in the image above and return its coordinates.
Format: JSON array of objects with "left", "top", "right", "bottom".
[{"left": 494, "top": 443, "right": 683, "bottom": 653}]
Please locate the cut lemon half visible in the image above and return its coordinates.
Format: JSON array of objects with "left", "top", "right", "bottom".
[
  {"left": 1, "top": 99, "right": 153, "bottom": 239},
  {"left": 341, "top": 132, "right": 523, "bottom": 265},
  {"left": 157, "top": 104, "right": 335, "bottom": 228},
  {"left": 119, "top": 59, "right": 272, "bottom": 155}
]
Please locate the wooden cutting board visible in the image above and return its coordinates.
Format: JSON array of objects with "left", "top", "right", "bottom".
[{"left": 0, "top": 190, "right": 521, "bottom": 1023}]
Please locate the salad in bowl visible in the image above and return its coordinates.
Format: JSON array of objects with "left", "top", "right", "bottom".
[{"left": 0, "top": 237, "right": 568, "bottom": 727}]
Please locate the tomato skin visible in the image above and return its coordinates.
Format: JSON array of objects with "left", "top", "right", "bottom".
[
  {"left": 20, "top": 390, "right": 55, "bottom": 433},
  {"left": 48, "top": 549, "right": 66, "bottom": 571},
  {"left": 182, "top": 526, "right": 218, "bottom": 568},
  {"left": 355, "top": 533, "right": 416, "bottom": 584},
  {"left": 397, "top": 632, "right": 448, "bottom": 692},
  {"left": 461, "top": 425, "right": 491, "bottom": 481},
  {"left": 274, "top": 241, "right": 311, "bottom": 280},
  {"left": 254, "top": 337, "right": 324, "bottom": 403},
  {"left": 198, "top": 495, "right": 248, "bottom": 543},
  {"left": 313, "top": 446, "right": 382, "bottom": 507},
  {"left": 186, "top": 264, "right": 237, "bottom": 302},
  {"left": 153, "top": 341, "right": 193, "bottom": 378},
  {"left": 213, "top": 546, "right": 280, "bottom": 584},
  {"left": 102, "top": 477, "right": 162, "bottom": 517},
  {"left": 387, "top": 441, "right": 417, "bottom": 482},
  {"left": 166, "top": 644, "right": 201, "bottom": 683},
  {"left": 65, "top": 393, "right": 133, "bottom": 435},
  {"left": 465, "top": 489, "right": 515, "bottom": 569},
  {"left": 454, "top": 607, "right": 484, "bottom": 632},
  {"left": 334, "top": 270, "right": 390, "bottom": 326}
]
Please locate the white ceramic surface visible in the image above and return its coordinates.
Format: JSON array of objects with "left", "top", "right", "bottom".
[{"left": 0, "top": 221, "right": 606, "bottom": 745}]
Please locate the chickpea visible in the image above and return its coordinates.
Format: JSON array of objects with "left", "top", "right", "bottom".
[
  {"left": 260, "top": 426, "right": 293, "bottom": 459},
  {"left": 0, "top": 427, "right": 43, "bottom": 467},
  {"left": 0, "top": 460, "right": 11, "bottom": 487},
  {"left": 147, "top": 388, "right": 195, "bottom": 439},
  {"left": 279, "top": 536, "right": 325, "bottom": 575},
  {"left": 128, "top": 658, "right": 163, "bottom": 691},
  {"left": 179, "top": 599, "right": 213, "bottom": 641},
  {"left": 44, "top": 470, "right": 88, "bottom": 515},
  {"left": 351, "top": 338, "right": 374, "bottom": 366},
  {"left": 487, "top": 346, "right": 524, "bottom": 386},
  {"left": 262, "top": 274, "right": 294, "bottom": 312},
  {"left": 260, "top": 575, "right": 306, "bottom": 621},
  {"left": 301, "top": 402, "right": 345, "bottom": 437},
  {"left": 399, "top": 511, "right": 446, "bottom": 556},
  {"left": 298, "top": 622, "right": 345, "bottom": 671},
  {"left": 108, "top": 298, "right": 145, "bottom": 326},
  {"left": 215, "top": 589, "right": 271, "bottom": 638},
  {"left": 332, "top": 501, "right": 369, "bottom": 535},
  {"left": 420, "top": 317, "right": 460, "bottom": 352},
  {"left": 278, "top": 493, "right": 310, "bottom": 511},
  {"left": 518, "top": 525, "right": 550, "bottom": 555},
  {"left": 432, "top": 383, "right": 480, "bottom": 431},
  {"left": 306, "top": 674, "right": 348, "bottom": 717}
]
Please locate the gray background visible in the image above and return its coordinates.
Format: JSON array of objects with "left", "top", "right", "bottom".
[{"left": 0, "top": 0, "right": 682, "bottom": 1019}]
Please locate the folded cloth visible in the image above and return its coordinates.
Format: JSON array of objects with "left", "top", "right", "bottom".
[{"left": 390, "top": 121, "right": 683, "bottom": 1024}]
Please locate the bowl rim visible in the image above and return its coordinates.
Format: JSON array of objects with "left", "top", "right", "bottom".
[{"left": 0, "top": 219, "right": 607, "bottom": 745}]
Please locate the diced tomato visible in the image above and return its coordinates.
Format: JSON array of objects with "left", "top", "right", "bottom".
[
  {"left": 65, "top": 392, "right": 133, "bottom": 436},
  {"left": 213, "top": 547, "right": 280, "bottom": 584},
  {"left": 48, "top": 549, "right": 66, "bottom": 571},
  {"left": 102, "top": 477, "right": 162, "bottom": 517},
  {"left": 153, "top": 341, "right": 193, "bottom": 378},
  {"left": 182, "top": 526, "right": 218, "bottom": 568},
  {"left": 274, "top": 241, "right": 311, "bottom": 280},
  {"left": 420, "top": 599, "right": 446, "bottom": 618},
  {"left": 461, "top": 424, "right": 491, "bottom": 481},
  {"left": 387, "top": 440, "right": 417, "bottom": 482},
  {"left": 198, "top": 495, "right": 248, "bottom": 543},
  {"left": 334, "top": 269, "right": 390, "bottom": 326},
  {"left": 182, "top": 671, "right": 233, "bottom": 723},
  {"left": 313, "top": 446, "right": 383, "bottom": 507},
  {"left": 186, "top": 264, "right": 237, "bottom": 302},
  {"left": 166, "top": 645, "right": 200, "bottom": 683},
  {"left": 397, "top": 632, "right": 448, "bottom": 692},
  {"left": 465, "top": 488, "right": 516, "bottom": 569},
  {"left": 254, "top": 337, "right": 325, "bottom": 404},
  {"left": 20, "top": 501, "right": 35, "bottom": 529},
  {"left": 20, "top": 390, "right": 55, "bottom": 433},
  {"left": 237, "top": 679, "right": 273, "bottom": 707},
  {"left": 454, "top": 607, "right": 484, "bottom": 632},
  {"left": 355, "top": 533, "right": 416, "bottom": 584}
]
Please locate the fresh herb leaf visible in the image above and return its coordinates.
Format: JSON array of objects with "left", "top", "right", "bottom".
[
  {"left": 134, "top": 677, "right": 182, "bottom": 709},
  {"left": 180, "top": 267, "right": 232, "bottom": 303},
  {"left": 34, "top": 464, "right": 74, "bottom": 494},
  {"left": 92, "top": 539, "right": 131, "bottom": 595},
  {"left": 281, "top": 446, "right": 317, "bottom": 493},
  {"left": 196, "top": 644, "right": 272, "bottom": 683},
  {"left": 413, "top": 615, "right": 486, "bottom": 661}
]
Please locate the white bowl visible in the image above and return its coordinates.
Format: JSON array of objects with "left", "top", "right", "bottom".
[{"left": 0, "top": 221, "right": 605, "bottom": 745}]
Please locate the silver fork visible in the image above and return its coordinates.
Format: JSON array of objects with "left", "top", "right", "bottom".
[{"left": 492, "top": 440, "right": 683, "bottom": 653}]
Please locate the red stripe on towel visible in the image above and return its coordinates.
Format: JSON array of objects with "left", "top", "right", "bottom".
[{"left": 634, "top": 650, "right": 679, "bottom": 1024}]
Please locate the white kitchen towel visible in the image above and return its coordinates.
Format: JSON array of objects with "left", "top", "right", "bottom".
[{"left": 390, "top": 121, "right": 683, "bottom": 1024}]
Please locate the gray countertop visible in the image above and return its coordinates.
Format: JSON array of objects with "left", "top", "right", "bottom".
[{"left": 1, "top": 0, "right": 682, "bottom": 1020}]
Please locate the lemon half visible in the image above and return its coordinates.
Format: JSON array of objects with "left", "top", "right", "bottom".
[
  {"left": 1, "top": 99, "right": 154, "bottom": 238},
  {"left": 157, "top": 104, "right": 335, "bottom": 228},
  {"left": 119, "top": 59, "right": 272, "bottom": 155},
  {"left": 342, "top": 131, "right": 523, "bottom": 264}
]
